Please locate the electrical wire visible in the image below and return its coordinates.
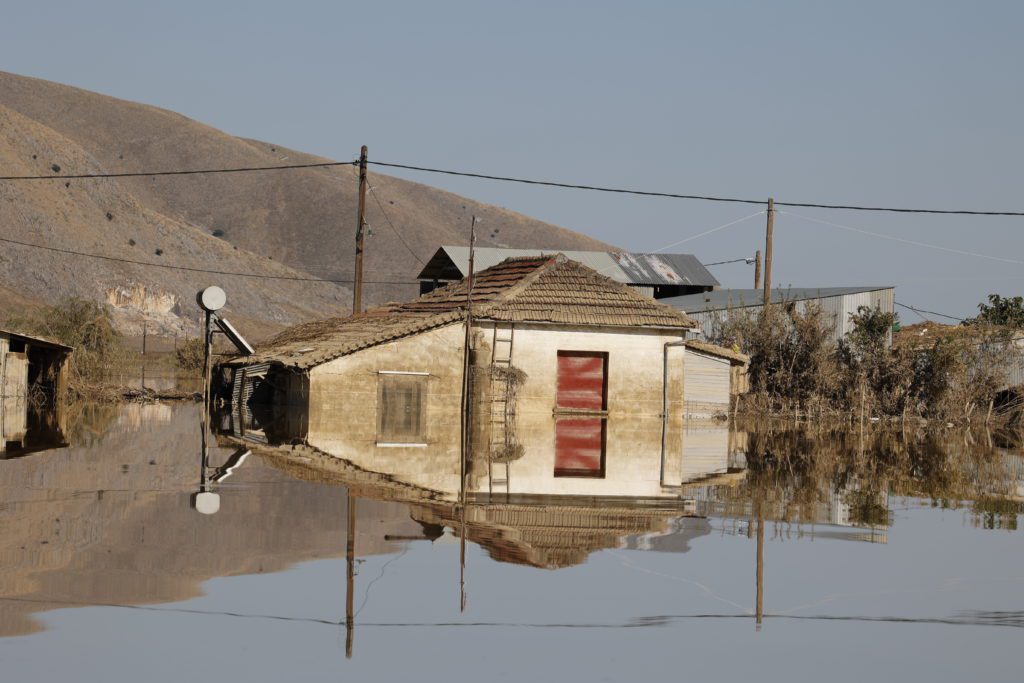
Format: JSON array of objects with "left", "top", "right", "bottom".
[
  {"left": 778, "top": 210, "right": 1024, "bottom": 266},
  {"left": 649, "top": 211, "right": 765, "bottom": 252},
  {"left": 894, "top": 302, "right": 964, "bottom": 323},
  {"left": 369, "top": 160, "right": 1024, "bottom": 217},
  {"left": 367, "top": 182, "right": 426, "bottom": 266},
  {"left": 3, "top": 154, "right": 1022, "bottom": 216},
  {"left": 369, "top": 160, "right": 767, "bottom": 206},
  {"left": 0, "top": 160, "right": 356, "bottom": 181},
  {"left": 0, "top": 235, "right": 419, "bottom": 286}
]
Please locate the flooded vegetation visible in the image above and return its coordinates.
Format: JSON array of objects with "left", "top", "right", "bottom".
[{"left": 1, "top": 400, "right": 1022, "bottom": 681}]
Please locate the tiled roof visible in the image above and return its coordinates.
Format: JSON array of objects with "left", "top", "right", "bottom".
[{"left": 238, "top": 255, "right": 695, "bottom": 369}]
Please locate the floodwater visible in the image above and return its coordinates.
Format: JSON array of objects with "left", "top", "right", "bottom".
[{"left": 1, "top": 403, "right": 1022, "bottom": 682}]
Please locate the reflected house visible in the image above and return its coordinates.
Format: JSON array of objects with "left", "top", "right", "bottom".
[{"left": 1, "top": 328, "right": 71, "bottom": 457}]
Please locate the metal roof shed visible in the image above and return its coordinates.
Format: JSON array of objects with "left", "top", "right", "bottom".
[{"left": 417, "top": 246, "right": 719, "bottom": 299}]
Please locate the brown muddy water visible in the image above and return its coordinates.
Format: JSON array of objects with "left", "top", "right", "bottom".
[{"left": 0, "top": 403, "right": 1022, "bottom": 682}]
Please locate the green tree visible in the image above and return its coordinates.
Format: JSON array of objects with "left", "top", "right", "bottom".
[{"left": 972, "top": 294, "right": 1024, "bottom": 328}]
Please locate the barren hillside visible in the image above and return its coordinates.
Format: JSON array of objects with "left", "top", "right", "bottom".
[{"left": 0, "top": 71, "right": 609, "bottom": 337}]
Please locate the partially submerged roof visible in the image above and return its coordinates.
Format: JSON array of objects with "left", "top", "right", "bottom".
[
  {"left": 240, "top": 255, "right": 697, "bottom": 369},
  {"left": 418, "top": 246, "right": 720, "bottom": 288},
  {"left": 662, "top": 286, "right": 894, "bottom": 313},
  {"left": 685, "top": 339, "right": 749, "bottom": 365},
  {"left": 0, "top": 327, "right": 72, "bottom": 352}
]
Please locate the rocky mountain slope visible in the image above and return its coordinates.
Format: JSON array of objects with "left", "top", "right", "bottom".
[{"left": 0, "top": 71, "right": 608, "bottom": 338}]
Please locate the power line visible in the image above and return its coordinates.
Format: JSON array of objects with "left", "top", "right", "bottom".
[
  {"left": 370, "top": 160, "right": 767, "bottom": 205},
  {"left": 0, "top": 235, "right": 419, "bottom": 286},
  {"left": 367, "top": 182, "right": 425, "bottom": 266},
  {"left": 895, "top": 301, "right": 964, "bottom": 323},
  {"left": 369, "top": 160, "right": 1024, "bottom": 217},
  {"left": 3, "top": 154, "right": 1022, "bottom": 216},
  {"left": 0, "top": 160, "right": 356, "bottom": 181},
  {"left": 779, "top": 210, "right": 1024, "bottom": 266}
]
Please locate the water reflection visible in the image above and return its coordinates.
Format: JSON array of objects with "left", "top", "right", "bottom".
[
  {"left": 0, "top": 398, "right": 1022, "bottom": 666},
  {"left": 0, "top": 403, "right": 417, "bottom": 638}
]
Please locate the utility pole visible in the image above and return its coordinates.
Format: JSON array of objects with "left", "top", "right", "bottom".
[
  {"left": 352, "top": 145, "right": 369, "bottom": 314},
  {"left": 753, "top": 249, "right": 762, "bottom": 290},
  {"left": 459, "top": 215, "right": 478, "bottom": 615},
  {"left": 762, "top": 198, "right": 774, "bottom": 306}
]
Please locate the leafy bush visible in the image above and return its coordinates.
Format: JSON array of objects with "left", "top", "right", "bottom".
[{"left": 971, "top": 294, "right": 1024, "bottom": 328}]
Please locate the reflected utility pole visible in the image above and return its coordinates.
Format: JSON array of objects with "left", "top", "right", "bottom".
[
  {"left": 755, "top": 497, "right": 764, "bottom": 631},
  {"left": 346, "top": 494, "right": 356, "bottom": 659}
]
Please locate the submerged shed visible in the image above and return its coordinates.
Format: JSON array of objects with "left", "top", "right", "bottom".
[
  {"left": 1, "top": 329, "right": 72, "bottom": 453},
  {"left": 682, "top": 340, "right": 749, "bottom": 419}
]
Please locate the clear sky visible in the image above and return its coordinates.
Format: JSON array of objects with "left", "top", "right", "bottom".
[{"left": 2, "top": 1, "right": 1021, "bottom": 319}]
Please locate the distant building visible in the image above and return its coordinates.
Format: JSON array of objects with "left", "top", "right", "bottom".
[
  {"left": 416, "top": 246, "right": 719, "bottom": 299},
  {"left": 663, "top": 286, "right": 896, "bottom": 346}
]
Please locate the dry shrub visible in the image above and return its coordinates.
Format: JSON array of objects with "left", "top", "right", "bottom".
[
  {"left": 712, "top": 301, "right": 1015, "bottom": 423},
  {"left": 175, "top": 337, "right": 206, "bottom": 372},
  {"left": 714, "top": 302, "right": 840, "bottom": 413}
]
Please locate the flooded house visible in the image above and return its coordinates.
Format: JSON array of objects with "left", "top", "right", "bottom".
[
  {"left": 1, "top": 329, "right": 71, "bottom": 456},
  {"left": 221, "top": 255, "right": 749, "bottom": 500}
]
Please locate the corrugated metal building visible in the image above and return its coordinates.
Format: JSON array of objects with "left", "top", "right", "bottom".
[
  {"left": 662, "top": 286, "right": 896, "bottom": 346},
  {"left": 682, "top": 340, "right": 749, "bottom": 419},
  {"left": 417, "top": 246, "right": 719, "bottom": 299}
]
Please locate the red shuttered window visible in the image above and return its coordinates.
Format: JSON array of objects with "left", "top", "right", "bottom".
[
  {"left": 556, "top": 351, "right": 608, "bottom": 411},
  {"left": 554, "top": 351, "right": 608, "bottom": 477}
]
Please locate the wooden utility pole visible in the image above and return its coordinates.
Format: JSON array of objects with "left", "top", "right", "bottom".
[
  {"left": 459, "top": 215, "right": 478, "bottom": 615},
  {"left": 352, "top": 145, "right": 369, "bottom": 314},
  {"left": 762, "top": 198, "right": 774, "bottom": 306},
  {"left": 753, "top": 249, "right": 762, "bottom": 290}
]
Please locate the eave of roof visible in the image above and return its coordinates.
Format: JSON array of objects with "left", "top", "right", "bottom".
[
  {"left": 0, "top": 327, "right": 73, "bottom": 352},
  {"left": 685, "top": 339, "right": 749, "bottom": 364}
]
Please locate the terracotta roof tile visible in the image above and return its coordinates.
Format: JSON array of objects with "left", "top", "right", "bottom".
[{"left": 239, "top": 255, "right": 695, "bottom": 369}]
